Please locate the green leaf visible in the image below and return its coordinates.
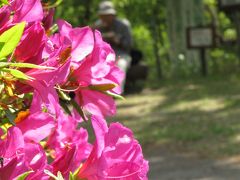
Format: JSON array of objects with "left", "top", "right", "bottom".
[
  {"left": 0, "top": 83, "right": 4, "bottom": 93},
  {"left": 10, "top": 62, "right": 55, "bottom": 69},
  {"left": 0, "top": 22, "right": 26, "bottom": 59},
  {"left": 0, "top": 0, "right": 8, "bottom": 5},
  {"left": 5, "top": 110, "right": 16, "bottom": 126},
  {"left": 69, "top": 172, "right": 75, "bottom": 180},
  {"left": 58, "top": 89, "right": 71, "bottom": 101},
  {"left": 103, "top": 91, "right": 125, "bottom": 100},
  {"left": 2, "top": 68, "right": 34, "bottom": 80},
  {"left": 69, "top": 164, "right": 82, "bottom": 180},
  {"left": 0, "top": 118, "right": 9, "bottom": 126},
  {"left": 44, "top": 170, "right": 64, "bottom": 180},
  {"left": 89, "top": 83, "right": 117, "bottom": 91},
  {"left": 16, "top": 171, "right": 33, "bottom": 180},
  {"left": 59, "top": 99, "right": 71, "bottom": 115},
  {"left": 57, "top": 171, "right": 64, "bottom": 180},
  {"left": 0, "top": 62, "right": 56, "bottom": 70},
  {"left": 49, "top": 24, "right": 59, "bottom": 35},
  {"left": 87, "top": 84, "right": 124, "bottom": 100},
  {"left": 70, "top": 99, "right": 88, "bottom": 121},
  {"left": 43, "top": 0, "right": 63, "bottom": 9},
  {"left": 44, "top": 170, "right": 58, "bottom": 180},
  {"left": 0, "top": 62, "right": 8, "bottom": 68}
]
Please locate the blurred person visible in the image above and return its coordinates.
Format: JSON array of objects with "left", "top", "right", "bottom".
[
  {"left": 94, "top": 1, "right": 133, "bottom": 93},
  {"left": 125, "top": 49, "right": 149, "bottom": 93}
]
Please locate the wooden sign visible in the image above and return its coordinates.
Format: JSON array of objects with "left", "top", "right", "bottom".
[
  {"left": 218, "top": 0, "right": 240, "bottom": 11},
  {"left": 187, "top": 26, "right": 215, "bottom": 49}
]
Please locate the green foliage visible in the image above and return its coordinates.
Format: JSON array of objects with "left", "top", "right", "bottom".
[
  {"left": 2, "top": 68, "right": 33, "bottom": 80},
  {"left": 44, "top": 170, "right": 64, "bottom": 180},
  {"left": 0, "top": 22, "right": 25, "bottom": 60},
  {"left": 0, "top": 0, "right": 8, "bottom": 6},
  {"left": 44, "top": 0, "right": 63, "bottom": 9},
  {"left": 114, "top": 74, "right": 240, "bottom": 157},
  {"left": 0, "top": 62, "right": 56, "bottom": 69},
  {"left": 16, "top": 171, "right": 33, "bottom": 180},
  {"left": 55, "top": 0, "right": 240, "bottom": 80},
  {"left": 54, "top": 0, "right": 101, "bottom": 26},
  {"left": 132, "top": 25, "right": 154, "bottom": 64},
  {"left": 69, "top": 165, "right": 82, "bottom": 180}
]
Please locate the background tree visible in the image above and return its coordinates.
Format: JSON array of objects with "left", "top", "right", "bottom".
[{"left": 55, "top": 0, "right": 240, "bottom": 81}]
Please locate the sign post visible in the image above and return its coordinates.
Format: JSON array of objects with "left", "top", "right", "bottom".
[
  {"left": 187, "top": 26, "right": 215, "bottom": 76},
  {"left": 218, "top": 0, "right": 240, "bottom": 12}
]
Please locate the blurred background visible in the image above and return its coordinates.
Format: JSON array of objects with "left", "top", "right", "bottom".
[{"left": 56, "top": 0, "right": 240, "bottom": 179}]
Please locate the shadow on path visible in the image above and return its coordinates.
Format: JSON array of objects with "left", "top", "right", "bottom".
[
  {"left": 148, "top": 148, "right": 240, "bottom": 180},
  {"left": 114, "top": 76, "right": 240, "bottom": 179}
]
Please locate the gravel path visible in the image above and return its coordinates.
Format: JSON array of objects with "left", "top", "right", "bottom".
[
  {"left": 116, "top": 88, "right": 240, "bottom": 180},
  {"left": 148, "top": 149, "right": 240, "bottom": 180}
]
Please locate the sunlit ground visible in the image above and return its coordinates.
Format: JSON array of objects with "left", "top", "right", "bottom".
[{"left": 112, "top": 75, "right": 240, "bottom": 158}]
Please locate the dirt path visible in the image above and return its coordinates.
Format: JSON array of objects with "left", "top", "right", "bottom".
[
  {"left": 114, "top": 84, "right": 240, "bottom": 180},
  {"left": 147, "top": 149, "right": 240, "bottom": 180}
]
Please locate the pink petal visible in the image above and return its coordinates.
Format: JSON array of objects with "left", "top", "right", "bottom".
[
  {"left": 24, "top": 143, "right": 47, "bottom": 170},
  {"left": 0, "top": 5, "right": 11, "bottom": 28},
  {"left": 15, "top": 22, "right": 45, "bottom": 61},
  {"left": 12, "top": 0, "right": 43, "bottom": 23},
  {"left": 91, "top": 115, "right": 108, "bottom": 157},
  {"left": 81, "top": 89, "right": 116, "bottom": 117},
  {"left": 70, "top": 27, "right": 94, "bottom": 62},
  {"left": 3, "top": 127, "right": 24, "bottom": 158},
  {"left": 17, "top": 112, "right": 55, "bottom": 142},
  {"left": 57, "top": 19, "right": 72, "bottom": 38}
]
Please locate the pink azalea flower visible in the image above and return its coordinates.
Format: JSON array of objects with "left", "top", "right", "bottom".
[
  {"left": 78, "top": 116, "right": 149, "bottom": 180},
  {"left": 51, "top": 143, "right": 93, "bottom": 179},
  {"left": 44, "top": 108, "right": 92, "bottom": 178},
  {"left": 0, "top": 2, "right": 149, "bottom": 179},
  {"left": 42, "top": 8, "right": 55, "bottom": 31},
  {"left": 0, "top": 0, "right": 44, "bottom": 34},
  {"left": 0, "top": 127, "right": 50, "bottom": 179},
  {"left": 15, "top": 56, "right": 71, "bottom": 116},
  {"left": 11, "top": 0, "right": 43, "bottom": 23},
  {"left": 16, "top": 21, "right": 92, "bottom": 106},
  {"left": 26, "top": 59, "right": 71, "bottom": 114},
  {"left": 74, "top": 30, "right": 124, "bottom": 93},
  {"left": 15, "top": 81, "right": 60, "bottom": 117},
  {"left": 15, "top": 22, "right": 46, "bottom": 63},
  {"left": 58, "top": 20, "right": 95, "bottom": 64},
  {"left": 28, "top": 58, "right": 71, "bottom": 86},
  {"left": 43, "top": 20, "right": 94, "bottom": 66},
  {"left": 71, "top": 30, "right": 124, "bottom": 117},
  {"left": 16, "top": 111, "right": 55, "bottom": 143},
  {"left": 0, "top": 5, "right": 11, "bottom": 28},
  {"left": 77, "top": 89, "right": 116, "bottom": 117},
  {"left": 46, "top": 108, "right": 92, "bottom": 156},
  {"left": 0, "top": 6, "right": 12, "bottom": 34},
  {"left": 42, "top": 21, "right": 122, "bottom": 118},
  {"left": 51, "top": 144, "right": 77, "bottom": 178},
  {"left": 22, "top": 143, "right": 52, "bottom": 180}
]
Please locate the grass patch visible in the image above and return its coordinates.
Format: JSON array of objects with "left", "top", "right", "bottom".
[{"left": 112, "top": 75, "right": 240, "bottom": 158}]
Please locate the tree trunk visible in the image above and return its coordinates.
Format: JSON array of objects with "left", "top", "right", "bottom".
[
  {"left": 166, "top": 0, "right": 205, "bottom": 74},
  {"left": 151, "top": 1, "right": 163, "bottom": 79}
]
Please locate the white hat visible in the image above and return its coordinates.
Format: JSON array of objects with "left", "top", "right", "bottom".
[{"left": 98, "top": 1, "right": 116, "bottom": 15}]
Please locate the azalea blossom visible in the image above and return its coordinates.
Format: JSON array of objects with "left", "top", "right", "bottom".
[
  {"left": 78, "top": 116, "right": 149, "bottom": 180},
  {"left": 43, "top": 19, "right": 94, "bottom": 66},
  {"left": 71, "top": 30, "right": 124, "bottom": 118},
  {"left": 0, "top": 127, "right": 50, "bottom": 180},
  {"left": 0, "top": 0, "right": 149, "bottom": 179},
  {"left": 46, "top": 107, "right": 92, "bottom": 162},
  {"left": 15, "top": 22, "right": 46, "bottom": 63}
]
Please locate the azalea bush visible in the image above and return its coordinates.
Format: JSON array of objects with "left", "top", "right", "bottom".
[{"left": 0, "top": 0, "right": 148, "bottom": 179}]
